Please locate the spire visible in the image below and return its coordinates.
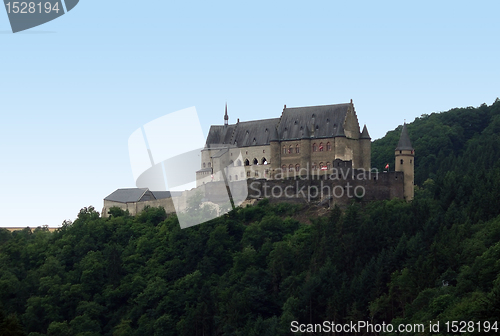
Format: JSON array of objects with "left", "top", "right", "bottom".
[
  {"left": 396, "top": 123, "right": 413, "bottom": 150},
  {"left": 360, "top": 124, "right": 371, "bottom": 139},
  {"left": 270, "top": 126, "right": 279, "bottom": 142},
  {"left": 224, "top": 102, "right": 228, "bottom": 126}
]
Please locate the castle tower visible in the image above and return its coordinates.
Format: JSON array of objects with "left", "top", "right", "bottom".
[
  {"left": 395, "top": 123, "right": 414, "bottom": 201},
  {"left": 360, "top": 124, "right": 371, "bottom": 171},
  {"left": 224, "top": 103, "right": 228, "bottom": 126}
]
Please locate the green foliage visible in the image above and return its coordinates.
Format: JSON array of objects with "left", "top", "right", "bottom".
[{"left": 1, "top": 100, "right": 500, "bottom": 334}]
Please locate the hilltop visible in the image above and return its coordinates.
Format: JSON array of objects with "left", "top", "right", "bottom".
[{"left": 1, "top": 99, "right": 500, "bottom": 335}]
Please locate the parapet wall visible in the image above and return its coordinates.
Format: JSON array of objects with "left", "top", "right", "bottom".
[{"left": 102, "top": 170, "right": 405, "bottom": 217}]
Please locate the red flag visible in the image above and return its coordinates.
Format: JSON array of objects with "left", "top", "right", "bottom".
[
  {"left": 321, "top": 166, "right": 328, "bottom": 170},
  {"left": 385, "top": 164, "right": 389, "bottom": 169}
]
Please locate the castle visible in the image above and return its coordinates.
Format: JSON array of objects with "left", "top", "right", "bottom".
[
  {"left": 196, "top": 100, "right": 414, "bottom": 200},
  {"left": 103, "top": 101, "right": 414, "bottom": 219}
]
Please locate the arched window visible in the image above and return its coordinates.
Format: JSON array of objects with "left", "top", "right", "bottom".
[
  {"left": 282, "top": 164, "right": 286, "bottom": 172},
  {"left": 208, "top": 162, "right": 211, "bottom": 168},
  {"left": 229, "top": 160, "right": 234, "bottom": 166},
  {"left": 283, "top": 146, "right": 287, "bottom": 154},
  {"left": 244, "top": 159, "right": 250, "bottom": 166},
  {"left": 327, "top": 162, "right": 331, "bottom": 170},
  {"left": 255, "top": 171, "right": 259, "bottom": 177},
  {"left": 262, "top": 157, "right": 267, "bottom": 165},
  {"left": 313, "top": 143, "right": 317, "bottom": 152},
  {"left": 295, "top": 164, "right": 300, "bottom": 171},
  {"left": 288, "top": 145, "right": 292, "bottom": 154},
  {"left": 319, "top": 162, "right": 324, "bottom": 170},
  {"left": 319, "top": 142, "right": 324, "bottom": 151},
  {"left": 296, "top": 144, "right": 300, "bottom": 153},
  {"left": 247, "top": 171, "right": 251, "bottom": 177},
  {"left": 326, "top": 142, "right": 331, "bottom": 151},
  {"left": 203, "top": 163, "right": 206, "bottom": 168},
  {"left": 235, "top": 175, "right": 238, "bottom": 180},
  {"left": 400, "top": 159, "right": 404, "bottom": 165},
  {"left": 312, "top": 162, "right": 317, "bottom": 169},
  {"left": 236, "top": 159, "right": 242, "bottom": 166},
  {"left": 253, "top": 158, "right": 258, "bottom": 165},
  {"left": 289, "top": 164, "right": 293, "bottom": 172},
  {"left": 229, "top": 175, "right": 232, "bottom": 181}
]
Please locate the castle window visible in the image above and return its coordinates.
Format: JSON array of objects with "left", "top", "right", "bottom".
[
  {"left": 263, "top": 149, "right": 265, "bottom": 153},
  {"left": 262, "top": 157, "right": 268, "bottom": 165},
  {"left": 235, "top": 175, "right": 238, "bottom": 180},
  {"left": 327, "top": 162, "right": 331, "bottom": 170},
  {"left": 247, "top": 171, "right": 251, "bottom": 177},
  {"left": 208, "top": 162, "right": 211, "bottom": 168},
  {"left": 326, "top": 142, "right": 331, "bottom": 151},
  {"left": 289, "top": 164, "right": 293, "bottom": 172},
  {"left": 253, "top": 158, "right": 258, "bottom": 165},
  {"left": 229, "top": 160, "right": 234, "bottom": 166},
  {"left": 313, "top": 143, "right": 317, "bottom": 152},
  {"left": 255, "top": 171, "right": 259, "bottom": 177},
  {"left": 400, "top": 150, "right": 402, "bottom": 154},
  {"left": 312, "top": 162, "right": 317, "bottom": 169},
  {"left": 319, "top": 142, "right": 324, "bottom": 151},
  {"left": 283, "top": 146, "right": 287, "bottom": 154},
  {"left": 236, "top": 159, "right": 242, "bottom": 166},
  {"left": 265, "top": 169, "right": 269, "bottom": 177},
  {"left": 296, "top": 144, "right": 300, "bottom": 153},
  {"left": 203, "top": 163, "right": 206, "bottom": 168},
  {"left": 295, "top": 164, "right": 300, "bottom": 172},
  {"left": 282, "top": 165, "right": 286, "bottom": 172},
  {"left": 400, "top": 159, "right": 404, "bottom": 165},
  {"left": 229, "top": 175, "right": 232, "bottom": 181},
  {"left": 319, "top": 162, "right": 324, "bottom": 170},
  {"left": 410, "top": 159, "right": 412, "bottom": 164},
  {"left": 288, "top": 145, "right": 292, "bottom": 154},
  {"left": 244, "top": 159, "right": 250, "bottom": 166}
]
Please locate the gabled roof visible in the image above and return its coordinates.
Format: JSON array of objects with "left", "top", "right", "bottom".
[
  {"left": 396, "top": 123, "right": 413, "bottom": 150},
  {"left": 104, "top": 188, "right": 150, "bottom": 203},
  {"left": 206, "top": 118, "right": 280, "bottom": 147},
  {"left": 151, "top": 191, "right": 182, "bottom": 199},
  {"left": 278, "top": 103, "right": 350, "bottom": 140}
]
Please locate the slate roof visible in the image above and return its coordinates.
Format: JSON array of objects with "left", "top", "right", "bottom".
[
  {"left": 104, "top": 188, "right": 150, "bottom": 203},
  {"left": 151, "top": 191, "right": 182, "bottom": 199},
  {"left": 205, "top": 118, "right": 280, "bottom": 147},
  {"left": 105, "top": 188, "right": 182, "bottom": 203},
  {"left": 396, "top": 123, "right": 413, "bottom": 150},
  {"left": 205, "top": 103, "right": 355, "bottom": 147},
  {"left": 278, "top": 103, "right": 350, "bottom": 140},
  {"left": 360, "top": 124, "right": 371, "bottom": 139}
]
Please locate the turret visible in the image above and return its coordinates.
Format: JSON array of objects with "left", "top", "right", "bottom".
[
  {"left": 360, "top": 124, "right": 371, "bottom": 171},
  {"left": 224, "top": 103, "right": 228, "bottom": 126},
  {"left": 395, "top": 123, "right": 414, "bottom": 201}
]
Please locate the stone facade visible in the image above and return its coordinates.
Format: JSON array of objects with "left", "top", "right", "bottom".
[{"left": 197, "top": 101, "right": 373, "bottom": 186}]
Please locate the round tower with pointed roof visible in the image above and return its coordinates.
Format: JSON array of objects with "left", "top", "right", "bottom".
[{"left": 395, "top": 123, "right": 414, "bottom": 201}]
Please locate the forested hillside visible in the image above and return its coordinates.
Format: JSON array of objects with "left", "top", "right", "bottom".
[{"left": 1, "top": 99, "right": 500, "bottom": 336}]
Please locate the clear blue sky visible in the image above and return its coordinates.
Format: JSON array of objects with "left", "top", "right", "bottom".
[{"left": 1, "top": 0, "right": 499, "bottom": 227}]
